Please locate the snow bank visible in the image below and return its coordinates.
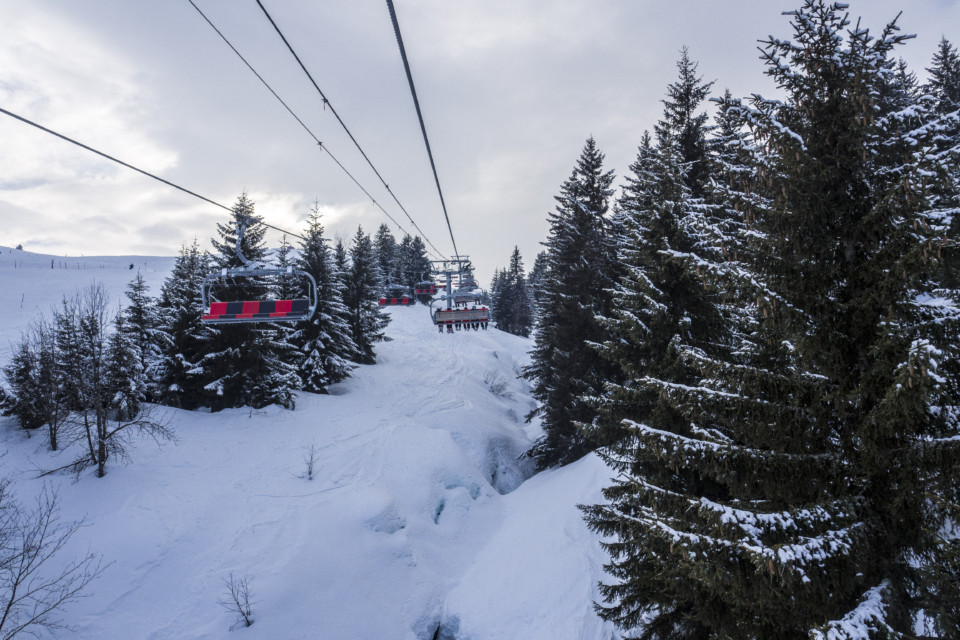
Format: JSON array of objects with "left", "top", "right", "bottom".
[{"left": 0, "top": 259, "right": 614, "bottom": 639}]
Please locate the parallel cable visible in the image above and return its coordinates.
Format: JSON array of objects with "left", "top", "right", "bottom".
[
  {"left": 385, "top": 0, "right": 460, "bottom": 260},
  {"left": 254, "top": 0, "right": 448, "bottom": 259},
  {"left": 0, "top": 105, "right": 231, "bottom": 214},
  {"left": 185, "top": 0, "right": 445, "bottom": 258},
  {"left": 0, "top": 105, "right": 309, "bottom": 241}
]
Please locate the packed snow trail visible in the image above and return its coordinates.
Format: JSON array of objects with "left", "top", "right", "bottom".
[{"left": 0, "top": 249, "right": 615, "bottom": 639}]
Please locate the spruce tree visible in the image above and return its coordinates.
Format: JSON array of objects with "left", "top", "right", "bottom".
[
  {"left": 492, "top": 247, "right": 533, "bottom": 337},
  {"left": 273, "top": 235, "right": 298, "bottom": 300},
  {"left": 155, "top": 239, "right": 211, "bottom": 409},
  {"left": 122, "top": 272, "right": 162, "bottom": 402},
  {"left": 201, "top": 193, "right": 301, "bottom": 410},
  {"left": 343, "top": 226, "right": 389, "bottom": 364},
  {"left": 393, "top": 234, "right": 414, "bottom": 289},
  {"left": 587, "top": 127, "right": 728, "bottom": 453},
  {"left": 924, "top": 37, "right": 960, "bottom": 291},
  {"left": 489, "top": 267, "right": 506, "bottom": 328},
  {"left": 656, "top": 47, "right": 714, "bottom": 198},
  {"left": 408, "top": 236, "right": 433, "bottom": 287},
  {"left": 3, "top": 334, "right": 45, "bottom": 432},
  {"left": 293, "top": 206, "right": 357, "bottom": 392},
  {"left": 925, "top": 37, "right": 960, "bottom": 115},
  {"left": 526, "top": 250, "right": 549, "bottom": 322},
  {"left": 105, "top": 310, "right": 144, "bottom": 421},
  {"left": 523, "top": 137, "right": 618, "bottom": 469},
  {"left": 373, "top": 224, "right": 397, "bottom": 285},
  {"left": 334, "top": 237, "right": 349, "bottom": 277},
  {"left": 584, "top": 4, "right": 960, "bottom": 638}
]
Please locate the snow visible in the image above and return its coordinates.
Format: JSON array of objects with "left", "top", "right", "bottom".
[
  {"left": 0, "top": 246, "right": 175, "bottom": 364},
  {"left": 0, "top": 247, "right": 615, "bottom": 639},
  {"left": 809, "top": 581, "right": 896, "bottom": 640}
]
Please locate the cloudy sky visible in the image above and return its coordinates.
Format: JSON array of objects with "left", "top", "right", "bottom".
[{"left": 1, "top": 0, "right": 956, "bottom": 283}]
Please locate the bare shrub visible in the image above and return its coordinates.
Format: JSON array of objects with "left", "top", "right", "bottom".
[
  {"left": 218, "top": 572, "right": 254, "bottom": 628},
  {"left": 302, "top": 444, "right": 319, "bottom": 481},
  {"left": 0, "top": 479, "right": 105, "bottom": 638},
  {"left": 484, "top": 370, "right": 513, "bottom": 400}
]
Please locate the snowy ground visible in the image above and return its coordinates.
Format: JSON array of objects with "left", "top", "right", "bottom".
[{"left": 0, "top": 246, "right": 615, "bottom": 640}]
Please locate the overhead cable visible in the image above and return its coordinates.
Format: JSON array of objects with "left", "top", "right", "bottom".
[
  {"left": 0, "top": 105, "right": 308, "bottom": 241},
  {"left": 254, "top": 0, "right": 448, "bottom": 260},
  {"left": 186, "top": 0, "right": 443, "bottom": 258},
  {"left": 385, "top": 0, "right": 460, "bottom": 260}
]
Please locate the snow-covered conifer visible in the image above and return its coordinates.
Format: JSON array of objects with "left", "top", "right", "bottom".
[
  {"left": 155, "top": 239, "right": 211, "bottom": 409},
  {"left": 202, "top": 193, "right": 303, "bottom": 410},
  {"left": 373, "top": 224, "right": 397, "bottom": 285},
  {"left": 925, "top": 37, "right": 960, "bottom": 115},
  {"left": 491, "top": 247, "right": 532, "bottom": 337},
  {"left": 122, "top": 272, "right": 162, "bottom": 401},
  {"left": 343, "top": 226, "right": 389, "bottom": 364},
  {"left": 105, "top": 310, "right": 144, "bottom": 421},
  {"left": 525, "top": 250, "right": 549, "bottom": 322},
  {"left": 293, "top": 206, "right": 357, "bottom": 393},
  {"left": 523, "top": 137, "right": 618, "bottom": 469},
  {"left": 655, "top": 47, "right": 715, "bottom": 198},
  {"left": 585, "top": 4, "right": 960, "bottom": 637}
]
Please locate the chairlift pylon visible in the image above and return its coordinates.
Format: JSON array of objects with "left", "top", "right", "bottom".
[{"left": 201, "top": 214, "right": 318, "bottom": 324}]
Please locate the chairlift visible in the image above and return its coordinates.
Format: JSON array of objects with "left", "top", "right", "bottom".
[
  {"left": 427, "top": 257, "right": 489, "bottom": 333},
  {"left": 431, "top": 303, "right": 490, "bottom": 333},
  {"left": 201, "top": 215, "right": 318, "bottom": 324},
  {"left": 414, "top": 279, "right": 437, "bottom": 296},
  {"left": 378, "top": 284, "right": 415, "bottom": 306}
]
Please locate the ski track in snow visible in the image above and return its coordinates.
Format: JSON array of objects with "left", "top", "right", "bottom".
[{"left": 0, "top": 247, "right": 616, "bottom": 640}]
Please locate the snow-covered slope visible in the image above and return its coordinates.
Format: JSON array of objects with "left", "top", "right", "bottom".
[
  {"left": 0, "top": 245, "right": 175, "bottom": 363},
  {"left": 0, "top": 252, "right": 615, "bottom": 640}
]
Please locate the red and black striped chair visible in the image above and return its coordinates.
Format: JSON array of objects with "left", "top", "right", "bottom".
[{"left": 202, "top": 298, "right": 311, "bottom": 324}]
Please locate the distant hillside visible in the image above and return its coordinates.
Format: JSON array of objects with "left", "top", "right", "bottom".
[{"left": 0, "top": 245, "right": 175, "bottom": 362}]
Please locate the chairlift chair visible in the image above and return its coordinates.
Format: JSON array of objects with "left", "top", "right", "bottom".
[
  {"left": 378, "top": 284, "right": 415, "bottom": 306},
  {"left": 201, "top": 215, "right": 318, "bottom": 325}
]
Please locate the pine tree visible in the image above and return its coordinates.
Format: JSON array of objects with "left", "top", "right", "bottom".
[
  {"left": 3, "top": 319, "right": 70, "bottom": 450},
  {"left": 202, "top": 194, "right": 302, "bottom": 410},
  {"left": 393, "top": 234, "right": 414, "bottom": 289},
  {"left": 491, "top": 247, "right": 532, "bottom": 337},
  {"left": 878, "top": 58, "right": 919, "bottom": 114},
  {"left": 122, "top": 272, "right": 162, "bottom": 402},
  {"left": 523, "top": 137, "right": 618, "bottom": 469},
  {"left": 656, "top": 47, "right": 715, "bottom": 198},
  {"left": 334, "top": 238, "right": 349, "bottom": 274},
  {"left": 293, "top": 206, "right": 357, "bottom": 393},
  {"left": 343, "top": 226, "right": 389, "bottom": 364},
  {"left": 105, "top": 310, "right": 144, "bottom": 421},
  {"left": 408, "top": 236, "right": 433, "bottom": 287},
  {"left": 489, "top": 267, "right": 506, "bottom": 327},
  {"left": 269, "top": 233, "right": 304, "bottom": 395},
  {"left": 373, "top": 224, "right": 397, "bottom": 285},
  {"left": 273, "top": 235, "right": 298, "bottom": 300},
  {"left": 584, "top": 4, "right": 960, "bottom": 637},
  {"left": 3, "top": 334, "right": 44, "bottom": 432},
  {"left": 925, "top": 37, "right": 960, "bottom": 115},
  {"left": 155, "top": 239, "right": 211, "bottom": 409},
  {"left": 923, "top": 37, "right": 960, "bottom": 291},
  {"left": 589, "top": 126, "right": 729, "bottom": 452},
  {"left": 526, "top": 250, "right": 549, "bottom": 322}
]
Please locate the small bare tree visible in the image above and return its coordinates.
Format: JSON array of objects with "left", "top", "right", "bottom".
[
  {"left": 66, "top": 405, "right": 175, "bottom": 479},
  {"left": 218, "top": 573, "right": 254, "bottom": 628},
  {"left": 483, "top": 370, "right": 513, "bottom": 400},
  {"left": 302, "top": 444, "right": 319, "bottom": 481},
  {"left": 0, "top": 479, "right": 104, "bottom": 639}
]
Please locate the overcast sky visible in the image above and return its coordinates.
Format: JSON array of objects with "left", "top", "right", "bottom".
[{"left": 1, "top": 0, "right": 957, "bottom": 284}]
